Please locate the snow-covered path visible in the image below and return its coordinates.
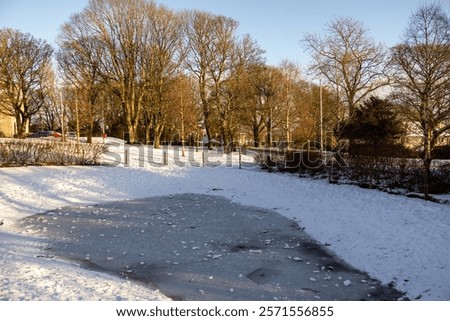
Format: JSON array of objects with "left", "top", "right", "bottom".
[{"left": 1, "top": 144, "right": 449, "bottom": 300}]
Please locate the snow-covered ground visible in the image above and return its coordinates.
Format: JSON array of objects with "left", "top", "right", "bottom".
[{"left": 1, "top": 138, "right": 449, "bottom": 301}]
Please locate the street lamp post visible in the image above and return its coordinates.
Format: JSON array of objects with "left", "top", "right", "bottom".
[
  {"left": 320, "top": 79, "right": 323, "bottom": 155},
  {"left": 60, "top": 91, "right": 66, "bottom": 142}
]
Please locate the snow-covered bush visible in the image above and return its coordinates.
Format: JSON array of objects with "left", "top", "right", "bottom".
[
  {"left": 258, "top": 149, "right": 326, "bottom": 175},
  {"left": 257, "top": 149, "right": 450, "bottom": 195},
  {"left": 428, "top": 162, "right": 450, "bottom": 194},
  {"left": 339, "top": 155, "right": 450, "bottom": 194},
  {"left": 341, "top": 155, "right": 421, "bottom": 191},
  {"left": 0, "top": 139, "right": 107, "bottom": 166}
]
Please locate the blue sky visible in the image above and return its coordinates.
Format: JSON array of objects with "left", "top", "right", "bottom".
[{"left": 1, "top": 0, "right": 448, "bottom": 67}]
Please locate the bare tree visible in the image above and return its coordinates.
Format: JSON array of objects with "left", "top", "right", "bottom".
[
  {"left": 184, "top": 11, "right": 214, "bottom": 148},
  {"left": 0, "top": 28, "right": 53, "bottom": 137},
  {"left": 78, "top": 0, "right": 151, "bottom": 144},
  {"left": 58, "top": 13, "right": 105, "bottom": 143},
  {"left": 184, "top": 11, "right": 240, "bottom": 150},
  {"left": 59, "top": 0, "right": 186, "bottom": 145},
  {"left": 33, "top": 69, "right": 63, "bottom": 132},
  {"left": 141, "top": 4, "right": 185, "bottom": 148},
  {"left": 303, "top": 17, "right": 388, "bottom": 122},
  {"left": 300, "top": 82, "right": 340, "bottom": 145},
  {"left": 238, "top": 63, "right": 273, "bottom": 147},
  {"left": 217, "top": 34, "right": 265, "bottom": 152},
  {"left": 166, "top": 74, "right": 200, "bottom": 155},
  {"left": 37, "top": 92, "right": 60, "bottom": 131},
  {"left": 185, "top": 11, "right": 266, "bottom": 152},
  {"left": 390, "top": 2, "right": 450, "bottom": 199},
  {"left": 239, "top": 66, "right": 285, "bottom": 147},
  {"left": 278, "top": 60, "right": 303, "bottom": 146}
]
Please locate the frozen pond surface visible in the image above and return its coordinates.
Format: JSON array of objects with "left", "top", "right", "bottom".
[{"left": 21, "top": 194, "right": 404, "bottom": 301}]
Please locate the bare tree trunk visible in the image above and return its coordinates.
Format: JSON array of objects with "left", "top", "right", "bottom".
[
  {"left": 423, "top": 129, "right": 432, "bottom": 200},
  {"left": 153, "top": 124, "right": 164, "bottom": 149},
  {"left": 200, "top": 91, "right": 213, "bottom": 150},
  {"left": 15, "top": 113, "right": 28, "bottom": 138},
  {"left": 87, "top": 118, "right": 94, "bottom": 144},
  {"left": 285, "top": 111, "right": 291, "bottom": 145},
  {"left": 87, "top": 102, "right": 94, "bottom": 144},
  {"left": 128, "top": 123, "right": 139, "bottom": 144},
  {"left": 221, "top": 124, "right": 231, "bottom": 153},
  {"left": 204, "top": 123, "right": 213, "bottom": 150},
  {"left": 145, "top": 123, "right": 152, "bottom": 145},
  {"left": 124, "top": 98, "right": 140, "bottom": 144},
  {"left": 253, "top": 125, "right": 260, "bottom": 148},
  {"left": 266, "top": 118, "right": 272, "bottom": 147},
  {"left": 423, "top": 159, "right": 431, "bottom": 200}
]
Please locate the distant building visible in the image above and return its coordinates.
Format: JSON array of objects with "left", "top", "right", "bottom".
[
  {"left": 403, "top": 121, "right": 450, "bottom": 148},
  {"left": 0, "top": 113, "right": 16, "bottom": 137}
]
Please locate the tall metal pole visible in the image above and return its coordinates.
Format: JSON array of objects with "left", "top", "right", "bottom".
[
  {"left": 180, "top": 78, "right": 185, "bottom": 157},
  {"left": 320, "top": 79, "right": 323, "bottom": 154},
  {"left": 60, "top": 91, "right": 65, "bottom": 142},
  {"left": 75, "top": 97, "right": 80, "bottom": 145}
]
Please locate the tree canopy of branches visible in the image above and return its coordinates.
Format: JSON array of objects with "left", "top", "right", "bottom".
[
  {"left": 303, "top": 17, "right": 388, "bottom": 123},
  {"left": 295, "top": 81, "right": 340, "bottom": 146},
  {"left": 140, "top": 4, "right": 185, "bottom": 148},
  {"left": 58, "top": 0, "right": 189, "bottom": 145},
  {"left": 390, "top": 2, "right": 450, "bottom": 199},
  {"left": 58, "top": 0, "right": 181, "bottom": 144},
  {"left": 184, "top": 11, "right": 265, "bottom": 151},
  {"left": 237, "top": 63, "right": 276, "bottom": 147},
  {"left": 218, "top": 34, "right": 265, "bottom": 152},
  {"left": 0, "top": 28, "right": 53, "bottom": 137},
  {"left": 57, "top": 13, "right": 105, "bottom": 143},
  {"left": 184, "top": 11, "right": 238, "bottom": 150}
]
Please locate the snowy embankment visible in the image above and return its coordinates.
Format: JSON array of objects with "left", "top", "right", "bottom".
[{"left": 0, "top": 138, "right": 449, "bottom": 300}]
